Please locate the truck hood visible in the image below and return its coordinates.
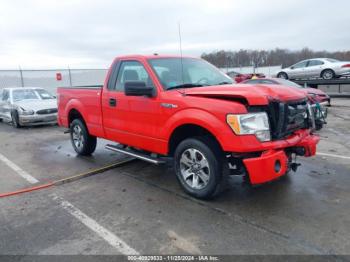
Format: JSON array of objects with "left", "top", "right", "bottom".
[
  {"left": 184, "top": 84, "right": 307, "bottom": 105},
  {"left": 15, "top": 99, "right": 57, "bottom": 112}
]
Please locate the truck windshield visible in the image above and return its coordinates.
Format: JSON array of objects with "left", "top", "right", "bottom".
[{"left": 148, "top": 58, "right": 233, "bottom": 90}]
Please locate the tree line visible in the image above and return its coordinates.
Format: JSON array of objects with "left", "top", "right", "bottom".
[{"left": 201, "top": 48, "right": 350, "bottom": 68}]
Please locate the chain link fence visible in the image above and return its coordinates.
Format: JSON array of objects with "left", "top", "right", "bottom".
[{"left": 0, "top": 68, "right": 108, "bottom": 94}]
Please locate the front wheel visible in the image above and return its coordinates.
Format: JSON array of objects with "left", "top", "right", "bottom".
[
  {"left": 70, "top": 119, "right": 97, "bottom": 156},
  {"left": 174, "top": 137, "right": 223, "bottom": 199},
  {"left": 11, "top": 110, "right": 21, "bottom": 128},
  {"left": 277, "top": 72, "right": 288, "bottom": 79}
]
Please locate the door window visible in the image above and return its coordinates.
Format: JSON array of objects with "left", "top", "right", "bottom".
[
  {"left": 307, "top": 60, "right": 324, "bottom": 67},
  {"left": 292, "top": 61, "right": 308, "bottom": 69},
  {"left": 115, "top": 61, "right": 154, "bottom": 91}
]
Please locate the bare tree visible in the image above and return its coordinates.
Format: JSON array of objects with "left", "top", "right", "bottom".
[{"left": 201, "top": 48, "right": 350, "bottom": 68}]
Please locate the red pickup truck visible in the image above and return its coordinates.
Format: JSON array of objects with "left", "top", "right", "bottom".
[{"left": 58, "top": 55, "right": 319, "bottom": 199}]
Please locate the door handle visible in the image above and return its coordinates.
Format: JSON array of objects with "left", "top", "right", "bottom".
[{"left": 109, "top": 98, "right": 117, "bottom": 107}]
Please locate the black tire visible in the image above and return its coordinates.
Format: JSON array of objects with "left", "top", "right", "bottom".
[
  {"left": 70, "top": 119, "right": 97, "bottom": 156},
  {"left": 277, "top": 72, "right": 288, "bottom": 79},
  {"left": 321, "top": 69, "right": 335, "bottom": 80},
  {"left": 174, "top": 137, "right": 224, "bottom": 199},
  {"left": 315, "top": 122, "right": 323, "bottom": 131},
  {"left": 11, "top": 110, "right": 21, "bottom": 128}
]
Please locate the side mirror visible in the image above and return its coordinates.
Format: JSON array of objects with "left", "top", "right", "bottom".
[
  {"left": 124, "top": 81, "right": 154, "bottom": 97},
  {"left": 290, "top": 66, "right": 294, "bottom": 70}
]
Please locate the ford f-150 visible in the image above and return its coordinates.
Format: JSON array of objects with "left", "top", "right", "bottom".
[{"left": 58, "top": 55, "right": 319, "bottom": 199}]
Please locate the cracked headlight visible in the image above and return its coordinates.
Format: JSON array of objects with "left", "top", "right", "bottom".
[{"left": 227, "top": 112, "right": 271, "bottom": 142}]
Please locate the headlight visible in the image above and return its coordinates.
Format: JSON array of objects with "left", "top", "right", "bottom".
[
  {"left": 227, "top": 112, "right": 271, "bottom": 142},
  {"left": 19, "top": 108, "right": 34, "bottom": 115}
]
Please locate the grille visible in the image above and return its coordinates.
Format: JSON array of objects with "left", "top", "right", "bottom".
[
  {"left": 267, "top": 99, "right": 309, "bottom": 140},
  {"left": 36, "top": 108, "right": 58, "bottom": 115}
]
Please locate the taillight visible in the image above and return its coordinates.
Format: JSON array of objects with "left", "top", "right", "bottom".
[{"left": 342, "top": 64, "right": 350, "bottom": 68}]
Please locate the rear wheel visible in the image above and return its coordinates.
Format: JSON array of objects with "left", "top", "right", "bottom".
[
  {"left": 277, "top": 72, "right": 288, "bottom": 79},
  {"left": 321, "top": 69, "right": 335, "bottom": 80},
  {"left": 174, "top": 137, "right": 223, "bottom": 199},
  {"left": 11, "top": 110, "right": 21, "bottom": 128},
  {"left": 70, "top": 119, "right": 97, "bottom": 156}
]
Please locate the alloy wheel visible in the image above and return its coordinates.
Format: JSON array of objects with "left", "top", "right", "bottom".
[
  {"left": 179, "top": 148, "right": 210, "bottom": 190},
  {"left": 72, "top": 125, "right": 84, "bottom": 150}
]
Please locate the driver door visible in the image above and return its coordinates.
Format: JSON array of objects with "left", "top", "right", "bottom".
[
  {"left": 289, "top": 61, "right": 308, "bottom": 79},
  {"left": 102, "top": 60, "right": 162, "bottom": 152}
]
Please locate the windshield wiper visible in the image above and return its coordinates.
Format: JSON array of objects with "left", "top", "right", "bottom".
[{"left": 166, "top": 83, "right": 204, "bottom": 91}]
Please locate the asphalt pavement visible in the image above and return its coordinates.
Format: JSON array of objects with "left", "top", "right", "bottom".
[{"left": 0, "top": 98, "right": 350, "bottom": 256}]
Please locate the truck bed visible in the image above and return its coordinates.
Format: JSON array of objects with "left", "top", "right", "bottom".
[{"left": 57, "top": 86, "right": 104, "bottom": 137}]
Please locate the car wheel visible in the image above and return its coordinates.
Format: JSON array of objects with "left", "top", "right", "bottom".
[
  {"left": 174, "top": 137, "right": 223, "bottom": 199},
  {"left": 327, "top": 99, "right": 331, "bottom": 107},
  {"left": 11, "top": 110, "right": 21, "bottom": 128},
  {"left": 70, "top": 119, "right": 97, "bottom": 156},
  {"left": 277, "top": 72, "right": 288, "bottom": 79},
  {"left": 315, "top": 122, "right": 323, "bottom": 131},
  {"left": 321, "top": 69, "right": 335, "bottom": 80}
]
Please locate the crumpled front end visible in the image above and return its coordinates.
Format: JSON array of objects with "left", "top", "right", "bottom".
[
  {"left": 237, "top": 98, "right": 320, "bottom": 185},
  {"left": 243, "top": 131, "right": 319, "bottom": 184}
]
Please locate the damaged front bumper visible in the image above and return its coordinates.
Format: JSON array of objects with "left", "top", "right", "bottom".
[
  {"left": 242, "top": 130, "right": 319, "bottom": 184},
  {"left": 19, "top": 113, "right": 58, "bottom": 126}
]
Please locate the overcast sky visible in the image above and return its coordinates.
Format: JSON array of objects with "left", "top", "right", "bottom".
[{"left": 0, "top": 0, "right": 349, "bottom": 69}]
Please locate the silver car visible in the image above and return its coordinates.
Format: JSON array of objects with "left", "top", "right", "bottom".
[
  {"left": 277, "top": 58, "right": 350, "bottom": 80},
  {"left": 0, "top": 87, "right": 57, "bottom": 128}
]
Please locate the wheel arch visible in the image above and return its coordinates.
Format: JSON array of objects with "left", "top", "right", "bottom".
[
  {"left": 277, "top": 71, "right": 288, "bottom": 78},
  {"left": 65, "top": 98, "right": 88, "bottom": 128},
  {"left": 168, "top": 123, "right": 223, "bottom": 157},
  {"left": 68, "top": 108, "right": 86, "bottom": 127}
]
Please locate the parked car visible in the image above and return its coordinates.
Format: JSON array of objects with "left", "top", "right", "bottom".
[
  {"left": 227, "top": 71, "right": 265, "bottom": 83},
  {"left": 0, "top": 87, "right": 57, "bottom": 128},
  {"left": 242, "top": 78, "right": 331, "bottom": 106},
  {"left": 277, "top": 58, "right": 350, "bottom": 80},
  {"left": 241, "top": 78, "right": 329, "bottom": 130},
  {"left": 58, "top": 55, "right": 319, "bottom": 199}
]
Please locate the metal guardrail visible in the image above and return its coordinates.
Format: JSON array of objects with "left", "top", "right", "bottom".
[
  {"left": 292, "top": 78, "right": 350, "bottom": 95},
  {"left": 293, "top": 78, "right": 350, "bottom": 88}
]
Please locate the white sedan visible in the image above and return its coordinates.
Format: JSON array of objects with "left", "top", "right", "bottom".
[
  {"left": 0, "top": 87, "right": 57, "bottom": 128},
  {"left": 277, "top": 58, "right": 350, "bottom": 80}
]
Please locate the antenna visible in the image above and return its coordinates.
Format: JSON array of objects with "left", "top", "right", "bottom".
[{"left": 178, "top": 22, "right": 185, "bottom": 85}]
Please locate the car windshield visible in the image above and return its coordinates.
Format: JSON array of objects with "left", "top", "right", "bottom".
[
  {"left": 148, "top": 58, "right": 233, "bottom": 90},
  {"left": 35, "top": 89, "right": 55, "bottom": 100},
  {"left": 325, "top": 58, "right": 339, "bottom": 63},
  {"left": 12, "top": 89, "right": 39, "bottom": 102}
]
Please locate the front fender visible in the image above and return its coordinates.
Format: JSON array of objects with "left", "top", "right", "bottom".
[{"left": 164, "top": 108, "right": 234, "bottom": 151}]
